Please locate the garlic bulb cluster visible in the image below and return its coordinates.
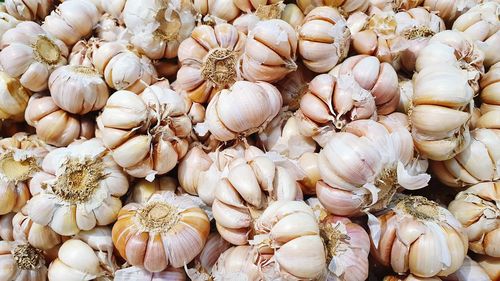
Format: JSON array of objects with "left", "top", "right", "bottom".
[
  {"left": 122, "top": 0, "right": 196, "bottom": 60},
  {"left": 25, "top": 138, "right": 129, "bottom": 235},
  {"left": 12, "top": 207, "right": 61, "bottom": 251},
  {"left": 298, "top": 6, "right": 350, "bottom": 73},
  {"left": 448, "top": 182, "right": 500, "bottom": 257},
  {"left": 112, "top": 191, "right": 210, "bottom": 272},
  {"left": 5, "top": 0, "right": 54, "bottom": 21},
  {"left": 478, "top": 62, "right": 500, "bottom": 129},
  {"left": 0, "top": 71, "right": 31, "bottom": 122},
  {"left": 174, "top": 23, "right": 246, "bottom": 103},
  {"left": 0, "top": 241, "right": 47, "bottom": 281},
  {"left": 97, "top": 81, "right": 192, "bottom": 178},
  {"left": 297, "top": 0, "right": 369, "bottom": 15},
  {"left": 0, "top": 21, "right": 68, "bottom": 92}
]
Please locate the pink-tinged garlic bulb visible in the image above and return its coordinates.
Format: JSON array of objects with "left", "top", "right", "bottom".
[
  {"left": 187, "top": 233, "right": 231, "bottom": 281},
  {"left": 193, "top": 0, "right": 240, "bottom": 23},
  {"left": 297, "top": 0, "right": 369, "bottom": 15},
  {"left": 115, "top": 266, "right": 186, "bottom": 281},
  {"left": 298, "top": 7, "right": 350, "bottom": 73},
  {"left": 25, "top": 138, "right": 129, "bottom": 236},
  {"left": 369, "top": 195, "right": 468, "bottom": 278},
  {"left": 423, "top": 0, "right": 479, "bottom": 25},
  {"left": 0, "top": 213, "right": 14, "bottom": 241},
  {"left": 42, "top": 0, "right": 100, "bottom": 46},
  {"left": 0, "top": 241, "right": 47, "bottom": 281},
  {"left": 204, "top": 81, "right": 282, "bottom": 141},
  {"left": 453, "top": 2, "right": 500, "bottom": 68},
  {"left": 97, "top": 82, "right": 191, "bottom": 178},
  {"left": 477, "top": 62, "right": 500, "bottom": 129},
  {"left": 476, "top": 255, "right": 500, "bottom": 281},
  {"left": 24, "top": 94, "right": 95, "bottom": 147},
  {"left": 12, "top": 206, "right": 61, "bottom": 251},
  {"left": 212, "top": 246, "right": 262, "bottom": 280},
  {"left": 430, "top": 129, "right": 499, "bottom": 188},
  {"left": 0, "top": 133, "right": 49, "bottom": 215},
  {"left": 0, "top": 12, "right": 19, "bottom": 39},
  {"left": 448, "top": 182, "right": 499, "bottom": 257},
  {"left": 112, "top": 191, "right": 210, "bottom": 272},
  {"left": 122, "top": 0, "right": 196, "bottom": 60},
  {"left": 128, "top": 177, "right": 178, "bottom": 204},
  {"left": 68, "top": 38, "right": 100, "bottom": 68},
  {"left": 445, "top": 255, "right": 492, "bottom": 281},
  {"left": 0, "top": 72, "right": 31, "bottom": 122},
  {"left": 240, "top": 19, "right": 297, "bottom": 82},
  {"left": 0, "top": 21, "right": 68, "bottom": 92},
  {"left": 92, "top": 41, "right": 157, "bottom": 93},
  {"left": 5, "top": 0, "right": 54, "bottom": 21},
  {"left": 317, "top": 118, "right": 430, "bottom": 216},
  {"left": 174, "top": 23, "right": 246, "bottom": 104},
  {"left": 48, "top": 65, "right": 109, "bottom": 115}
]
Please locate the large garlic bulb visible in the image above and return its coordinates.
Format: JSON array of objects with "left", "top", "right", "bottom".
[
  {"left": 298, "top": 7, "right": 350, "bottom": 73},
  {"left": 0, "top": 213, "right": 14, "bottom": 241},
  {"left": 24, "top": 94, "right": 95, "bottom": 147},
  {"left": 112, "top": 191, "right": 210, "bottom": 272},
  {"left": 212, "top": 245, "right": 262, "bottom": 280},
  {"left": 317, "top": 118, "right": 430, "bottom": 216},
  {"left": 297, "top": 0, "right": 369, "bottom": 15},
  {"left": 122, "top": 0, "right": 196, "bottom": 60},
  {"left": 25, "top": 138, "right": 129, "bottom": 236},
  {"left": 97, "top": 81, "right": 192, "bottom": 178},
  {"left": 241, "top": 19, "right": 298, "bottom": 82},
  {"left": 115, "top": 266, "right": 186, "bottom": 281},
  {"left": 5, "top": 0, "right": 54, "bottom": 21},
  {"left": 174, "top": 23, "right": 246, "bottom": 104},
  {"left": 186, "top": 233, "right": 231, "bottom": 281},
  {"left": 0, "top": 71, "right": 31, "bottom": 122},
  {"left": 0, "top": 133, "right": 49, "bottom": 215},
  {"left": 369, "top": 195, "right": 468, "bottom": 278},
  {"left": 0, "top": 21, "right": 68, "bottom": 92},
  {"left": 205, "top": 81, "right": 282, "bottom": 141},
  {"left": 42, "top": 0, "right": 100, "bottom": 46},
  {"left": 478, "top": 62, "right": 500, "bottom": 129},
  {"left": 12, "top": 206, "right": 61, "bottom": 251},
  {"left": 0, "top": 241, "right": 47, "bottom": 281},
  {"left": 430, "top": 129, "right": 499, "bottom": 188},
  {"left": 423, "top": 0, "right": 479, "bottom": 25},
  {"left": 448, "top": 182, "right": 500, "bottom": 257}
]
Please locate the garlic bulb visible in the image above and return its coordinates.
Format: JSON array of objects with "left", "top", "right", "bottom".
[
  {"left": 232, "top": 1, "right": 287, "bottom": 35},
  {"left": 174, "top": 23, "right": 246, "bottom": 103},
  {"left": 298, "top": 7, "right": 350, "bottom": 73},
  {"left": 297, "top": 152, "right": 320, "bottom": 195},
  {"left": 178, "top": 146, "right": 217, "bottom": 205},
  {"left": 122, "top": 0, "right": 196, "bottom": 60},
  {"left": 5, "top": 0, "right": 54, "bottom": 21},
  {"left": 48, "top": 65, "right": 109, "bottom": 115},
  {"left": 12, "top": 206, "right": 61, "bottom": 250},
  {"left": 452, "top": 2, "right": 500, "bottom": 68},
  {"left": 448, "top": 182, "right": 499, "bottom": 257},
  {"left": 42, "top": 0, "right": 100, "bottom": 46},
  {"left": 95, "top": 15, "right": 131, "bottom": 43},
  {"left": 97, "top": 81, "right": 191, "bottom": 178},
  {"left": 25, "top": 138, "right": 129, "bottom": 236},
  {"left": 369, "top": 0, "right": 424, "bottom": 11},
  {"left": 423, "top": 0, "right": 479, "bottom": 25},
  {"left": 112, "top": 191, "right": 210, "bottom": 272},
  {"left": 212, "top": 245, "right": 262, "bottom": 280},
  {"left": 0, "top": 21, "right": 68, "bottom": 92},
  {"left": 275, "top": 62, "right": 314, "bottom": 112},
  {"left": 100, "top": 0, "right": 126, "bottom": 19},
  {"left": 445, "top": 255, "right": 492, "bottom": 281},
  {"left": 369, "top": 195, "right": 468, "bottom": 278},
  {"left": 186, "top": 233, "right": 231, "bottom": 281},
  {"left": 476, "top": 255, "right": 500, "bottom": 281},
  {"left": 478, "top": 62, "right": 500, "bottom": 129},
  {"left": 282, "top": 3, "right": 305, "bottom": 28},
  {"left": 68, "top": 38, "right": 100, "bottom": 68},
  {"left": 0, "top": 133, "right": 49, "bottom": 215},
  {"left": 128, "top": 177, "right": 178, "bottom": 204},
  {"left": 115, "top": 266, "right": 186, "bottom": 281},
  {"left": 204, "top": 81, "right": 282, "bottom": 141},
  {"left": 0, "top": 71, "right": 31, "bottom": 122},
  {"left": 241, "top": 19, "right": 298, "bottom": 82},
  {"left": 0, "top": 213, "right": 14, "bottom": 241},
  {"left": 0, "top": 12, "right": 19, "bottom": 39},
  {"left": 297, "top": 0, "right": 369, "bottom": 15},
  {"left": 194, "top": 0, "right": 240, "bottom": 22},
  {"left": 430, "top": 129, "right": 499, "bottom": 188},
  {"left": 317, "top": 118, "right": 430, "bottom": 216},
  {"left": 0, "top": 241, "right": 47, "bottom": 281}
]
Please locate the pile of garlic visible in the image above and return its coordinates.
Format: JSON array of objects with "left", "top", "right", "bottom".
[{"left": 0, "top": 0, "right": 498, "bottom": 280}]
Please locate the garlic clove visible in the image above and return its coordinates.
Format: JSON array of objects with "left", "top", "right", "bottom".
[
  {"left": 58, "top": 239, "right": 101, "bottom": 276},
  {"left": 274, "top": 235, "right": 326, "bottom": 279},
  {"left": 270, "top": 212, "right": 319, "bottom": 243},
  {"left": 212, "top": 199, "right": 251, "bottom": 229},
  {"left": 49, "top": 205, "right": 79, "bottom": 236},
  {"left": 144, "top": 234, "right": 168, "bottom": 273},
  {"left": 124, "top": 233, "right": 148, "bottom": 266}
]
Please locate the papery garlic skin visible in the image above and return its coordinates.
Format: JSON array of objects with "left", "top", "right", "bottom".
[
  {"left": 24, "top": 94, "right": 95, "bottom": 147},
  {"left": 42, "top": 0, "right": 100, "bottom": 46},
  {"left": 13, "top": 206, "right": 61, "bottom": 251},
  {"left": 297, "top": 0, "right": 369, "bottom": 15},
  {"left": 448, "top": 182, "right": 500, "bottom": 257},
  {"left": 115, "top": 266, "right": 186, "bottom": 281},
  {"left": 0, "top": 71, "right": 31, "bottom": 122},
  {"left": 212, "top": 246, "right": 262, "bottom": 281},
  {"left": 174, "top": 23, "right": 246, "bottom": 103},
  {"left": 0, "top": 241, "right": 47, "bottom": 281},
  {"left": 5, "top": 0, "right": 54, "bottom": 21},
  {"left": 205, "top": 81, "right": 282, "bottom": 141},
  {"left": 25, "top": 138, "right": 129, "bottom": 236},
  {"left": 477, "top": 62, "right": 500, "bottom": 130},
  {"left": 0, "top": 213, "right": 14, "bottom": 240},
  {"left": 49, "top": 65, "right": 109, "bottom": 115},
  {"left": 112, "top": 191, "right": 210, "bottom": 272},
  {"left": 298, "top": 7, "right": 350, "bottom": 73},
  {"left": 370, "top": 195, "right": 468, "bottom": 278},
  {"left": 0, "top": 12, "right": 19, "bottom": 39},
  {"left": 122, "top": 0, "right": 196, "bottom": 60},
  {"left": 0, "top": 21, "right": 68, "bottom": 92}
]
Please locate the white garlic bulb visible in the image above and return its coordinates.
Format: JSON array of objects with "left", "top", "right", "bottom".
[
  {"left": 297, "top": 0, "right": 369, "bottom": 15},
  {"left": 0, "top": 71, "right": 31, "bottom": 122},
  {"left": 0, "top": 12, "right": 19, "bottom": 39},
  {"left": 193, "top": 0, "right": 241, "bottom": 22},
  {"left": 423, "top": 0, "right": 479, "bottom": 25},
  {"left": 5, "top": 0, "right": 54, "bottom": 21},
  {"left": 478, "top": 62, "right": 500, "bottom": 130},
  {"left": 0, "top": 241, "right": 47, "bottom": 281}
]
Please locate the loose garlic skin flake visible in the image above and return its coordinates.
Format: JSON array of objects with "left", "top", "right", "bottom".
[
  {"left": 5, "top": 0, "right": 54, "bottom": 21},
  {"left": 0, "top": 21, "right": 68, "bottom": 92},
  {"left": 25, "top": 138, "right": 129, "bottom": 236},
  {"left": 112, "top": 192, "right": 210, "bottom": 272},
  {"left": 0, "top": 241, "right": 47, "bottom": 281},
  {"left": 0, "top": 71, "right": 31, "bottom": 122}
]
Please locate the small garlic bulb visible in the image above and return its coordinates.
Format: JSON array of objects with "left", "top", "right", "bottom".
[
  {"left": 369, "top": 195, "right": 468, "bottom": 278},
  {"left": 476, "top": 255, "right": 500, "bottom": 281},
  {"left": 112, "top": 191, "right": 210, "bottom": 272},
  {"left": 42, "top": 0, "right": 100, "bottom": 46},
  {"left": 5, "top": 0, "right": 54, "bottom": 21},
  {"left": 212, "top": 246, "right": 262, "bottom": 280},
  {"left": 0, "top": 12, "right": 19, "bottom": 39},
  {"left": 174, "top": 23, "right": 246, "bottom": 103},
  {"left": 115, "top": 266, "right": 186, "bottom": 281},
  {"left": 0, "top": 241, "right": 47, "bottom": 281},
  {"left": 0, "top": 21, "right": 68, "bottom": 92},
  {"left": 297, "top": 0, "right": 369, "bottom": 15},
  {"left": 24, "top": 94, "right": 95, "bottom": 147},
  {"left": 423, "top": 0, "right": 479, "bottom": 25},
  {"left": 193, "top": 0, "right": 240, "bottom": 22},
  {"left": 0, "top": 213, "right": 14, "bottom": 241},
  {"left": 205, "top": 81, "right": 282, "bottom": 141},
  {"left": 12, "top": 206, "right": 61, "bottom": 250},
  {"left": 448, "top": 182, "right": 500, "bottom": 257},
  {"left": 430, "top": 129, "right": 499, "bottom": 188},
  {"left": 298, "top": 7, "right": 350, "bottom": 73},
  {"left": 128, "top": 177, "right": 178, "bottom": 204},
  {"left": 0, "top": 133, "right": 49, "bottom": 215},
  {"left": 0, "top": 71, "right": 31, "bottom": 122},
  {"left": 97, "top": 82, "right": 191, "bottom": 178},
  {"left": 25, "top": 138, "right": 129, "bottom": 236},
  {"left": 478, "top": 62, "right": 500, "bottom": 129},
  {"left": 452, "top": 2, "right": 500, "bottom": 68},
  {"left": 186, "top": 233, "right": 231, "bottom": 281},
  {"left": 241, "top": 19, "right": 298, "bottom": 82},
  {"left": 48, "top": 65, "right": 109, "bottom": 115},
  {"left": 68, "top": 38, "right": 100, "bottom": 68},
  {"left": 122, "top": 0, "right": 196, "bottom": 60}
]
